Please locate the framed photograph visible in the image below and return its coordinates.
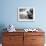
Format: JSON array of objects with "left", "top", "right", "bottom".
[{"left": 18, "top": 7, "right": 35, "bottom": 21}]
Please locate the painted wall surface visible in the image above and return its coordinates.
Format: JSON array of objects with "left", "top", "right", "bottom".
[
  {"left": 0, "top": 0, "right": 46, "bottom": 31},
  {"left": 0, "top": 0, "right": 46, "bottom": 43}
]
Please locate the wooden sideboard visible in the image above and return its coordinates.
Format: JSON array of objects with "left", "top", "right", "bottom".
[{"left": 2, "top": 31, "right": 45, "bottom": 46}]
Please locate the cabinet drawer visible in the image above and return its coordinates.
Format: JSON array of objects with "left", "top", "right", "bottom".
[
  {"left": 24, "top": 36, "right": 32, "bottom": 46},
  {"left": 3, "top": 32, "right": 23, "bottom": 36},
  {"left": 32, "top": 44, "right": 44, "bottom": 46},
  {"left": 32, "top": 36, "right": 45, "bottom": 44},
  {"left": 3, "top": 43, "right": 23, "bottom": 46},
  {"left": 3, "top": 36, "right": 23, "bottom": 46},
  {"left": 24, "top": 32, "right": 44, "bottom": 36},
  {"left": 3, "top": 36, "right": 23, "bottom": 44}
]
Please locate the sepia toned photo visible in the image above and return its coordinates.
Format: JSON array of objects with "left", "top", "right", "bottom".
[{"left": 18, "top": 7, "right": 35, "bottom": 21}]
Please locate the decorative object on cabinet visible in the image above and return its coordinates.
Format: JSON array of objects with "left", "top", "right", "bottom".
[
  {"left": 24, "top": 28, "right": 38, "bottom": 32},
  {"left": 18, "top": 7, "right": 35, "bottom": 21},
  {"left": 7, "top": 24, "right": 16, "bottom": 32},
  {"left": 2, "top": 29, "right": 45, "bottom": 46}
]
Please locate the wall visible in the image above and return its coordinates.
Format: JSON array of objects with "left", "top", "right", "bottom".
[
  {"left": 0, "top": 0, "right": 46, "bottom": 30},
  {"left": 0, "top": 0, "right": 46, "bottom": 43}
]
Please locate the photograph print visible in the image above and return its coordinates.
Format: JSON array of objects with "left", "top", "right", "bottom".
[{"left": 18, "top": 7, "right": 35, "bottom": 21}]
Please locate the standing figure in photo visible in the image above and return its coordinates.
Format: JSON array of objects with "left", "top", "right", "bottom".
[{"left": 27, "top": 8, "right": 33, "bottom": 19}]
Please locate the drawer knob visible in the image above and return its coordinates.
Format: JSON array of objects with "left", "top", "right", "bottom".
[
  {"left": 32, "top": 39, "right": 36, "bottom": 40},
  {"left": 9, "top": 38, "right": 14, "bottom": 40}
]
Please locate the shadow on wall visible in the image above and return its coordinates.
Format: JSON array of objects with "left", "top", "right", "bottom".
[{"left": 0, "top": 24, "right": 7, "bottom": 43}]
